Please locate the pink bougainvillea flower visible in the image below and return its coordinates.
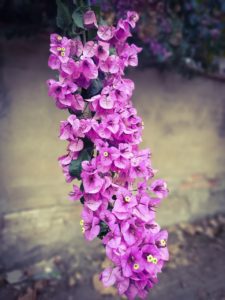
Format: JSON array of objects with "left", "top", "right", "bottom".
[
  {"left": 47, "top": 10, "right": 169, "bottom": 300},
  {"left": 71, "top": 94, "right": 85, "bottom": 111},
  {"left": 121, "top": 246, "right": 144, "bottom": 277},
  {"left": 103, "top": 114, "right": 120, "bottom": 134},
  {"left": 81, "top": 58, "right": 98, "bottom": 79},
  {"left": 141, "top": 244, "right": 164, "bottom": 275},
  {"left": 121, "top": 218, "right": 143, "bottom": 246},
  {"left": 61, "top": 58, "right": 80, "bottom": 78},
  {"left": 83, "top": 10, "right": 98, "bottom": 28},
  {"left": 50, "top": 35, "right": 71, "bottom": 63},
  {"left": 100, "top": 267, "right": 120, "bottom": 287},
  {"left": 97, "top": 25, "right": 115, "bottom": 41},
  {"left": 95, "top": 41, "right": 110, "bottom": 61},
  {"left": 98, "top": 146, "right": 118, "bottom": 172},
  {"left": 69, "top": 184, "right": 83, "bottom": 201},
  {"left": 150, "top": 179, "right": 169, "bottom": 199},
  {"left": 99, "top": 55, "right": 120, "bottom": 74},
  {"left": 82, "top": 171, "right": 105, "bottom": 194},
  {"left": 71, "top": 38, "right": 83, "bottom": 57},
  {"left": 126, "top": 11, "right": 139, "bottom": 28},
  {"left": 68, "top": 138, "right": 84, "bottom": 152},
  {"left": 112, "top": 191, "right": 136, "bottom": 220},
  {"left": 99, "top": 94, "right": 115, "bottom": 110},
  {"left": 48, "top": 54, "right": 60, "bottom": 70},
  {"left": 83, "top": 41, "right": 97, "bottom": 58},
  {"left": 115, "top": 19, "right": 131, "bottom": 42},
  {"left": 84, "top": 193, "right": 102, "bottom": 211},
  {"left": 154, "top": 230, "right": 169, "bottom": 261},
  {"left": 82, "top": 207, "right": 100, "bottom": 240}
]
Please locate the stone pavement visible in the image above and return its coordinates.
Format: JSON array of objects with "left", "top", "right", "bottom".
[{"left": 0, "top": 37, "right": 225, "bottom": 271}]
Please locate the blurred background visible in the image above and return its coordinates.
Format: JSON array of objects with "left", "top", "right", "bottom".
[{"left": 0, "top": 1, "right": 225, "bottom": 299}]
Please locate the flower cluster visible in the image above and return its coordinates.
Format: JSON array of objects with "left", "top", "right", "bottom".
[{"left": 47, "top": 10, "right": 169, "bottom": 299}]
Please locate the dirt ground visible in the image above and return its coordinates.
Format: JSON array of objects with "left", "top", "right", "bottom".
[{"left": 1, "top": 213, "right": 225, "bottom": 300}]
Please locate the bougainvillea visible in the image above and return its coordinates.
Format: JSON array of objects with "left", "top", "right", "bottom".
[{"left": 47, "top": 8, "right": 169, "bottom": 299}]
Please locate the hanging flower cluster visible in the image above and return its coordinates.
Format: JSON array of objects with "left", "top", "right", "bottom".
[{"left": 47, "top": 9, "right": 169, "bottom": 299}]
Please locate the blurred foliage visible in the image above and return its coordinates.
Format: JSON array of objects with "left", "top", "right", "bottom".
[{"left": 92, "top": 0, "right": 225, "bottom": 74}]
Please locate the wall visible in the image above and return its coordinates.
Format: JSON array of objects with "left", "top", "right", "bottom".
[{"left": 0, "top": 38, "right": 225, "bottom": 270}]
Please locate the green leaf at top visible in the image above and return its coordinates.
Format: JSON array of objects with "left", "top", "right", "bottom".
[
  {"left": 72, "top": 10, "right": 85, "bottom": 29},
  {"left": 56, "top": 0, "right": 72, "bottom": 30},
  {"left": 69, "top": 149, "right": 91, "bottom": 179}
]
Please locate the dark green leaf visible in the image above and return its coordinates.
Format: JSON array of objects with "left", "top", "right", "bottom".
[
  {"left": 69, "top": 149, "right": 91, "bottom": 179},
  {"left": 80, "top": 196, "right": 85, "bottom": 204},
  {"left": 81, "top": 78, "right": 103, "bottom": 99},
  {"left": 109, "top": 47, "right": 116, "bottom": 55},
  {"left": 56, "top": 0, "right": 72, "bottom": 30},
  {"left": 68, "top": 107, "right": 83, "bottom": 116},
  {"left": 97, "top": 221, "right": 110, "bottom": 239},
  {"left": 72, "top": 10, "right": 84, "bottom": 29},
  {"left": 87, "top": 28, "right": 98, "bottom": 41}
]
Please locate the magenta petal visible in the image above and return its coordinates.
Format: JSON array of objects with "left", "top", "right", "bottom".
[
  {"left": 85, "top": 224, "right": 100, "bottom": 241},
  {"left": 97, "top": 25, "right": 114, "bottom": 41},
  {"left": 83, "top": 10, "right": 98, "bottom": 28},
  {"left": 100, "top": 267, "right": 118, "bottom": 287},
  {"left": 99, "top": 95, "right": 114, "bottom": 109},
  {"left": 85, "top": 198, "right": 102, "bottom": 211},
  {"left": 82, "top": 58, "right": 98, "bottom": 79},
  {"left": 48, "top": 54, "right": 60, "bottom": 70},
  {"left": 69, "top": 139, "right": 84, "bottom": 152},
  {"left": 117, "top": 278, "right": 129, "bottom": 295},
  {"left": 82, "top": 174, "right": 104, "bottom": 194},
  {"left": 83, "top": 41, "right": 97, "bottom": 58}
]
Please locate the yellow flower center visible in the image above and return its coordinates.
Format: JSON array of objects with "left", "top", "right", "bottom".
[
  {"left": 147, "top": 254, "right": 154, "bottom": 263},
  {"left": 153, "top": 257, "right": 158, "bottom": 264},
  {"left": 160, "top": 239, "right": 167, "bottom": 247},
  {"left": 61, "top": 51, "right": 66, "bottom": 57},
  {"left": 79, "top": 219, "right": 84, "bottom": 226},
  {"left": 133, "top": 263, "right": 139, "bottom": 270},
  {"left": 147, "top": 254, "right": 158, "bottom": 264},
  {"left": 103, "top": 151, "right": 109, "bottom": 157},
  {"left": 82, "top": 227, "right": 85, "bottom": 233},
  {"left": 125, "top": 196, "right": 131, "bottom": 203},
  {"left": 61, "top": 47, "right": 66, "bottom": 51},
  {"left": 57, "top": 47, "right": 62, "bottom": 51}
]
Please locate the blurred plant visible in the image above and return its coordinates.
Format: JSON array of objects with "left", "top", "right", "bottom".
[
  {"left": 47, "top": 2, "right": 169, "bottom": 298},
  {"left": 92, "top": 0, "right": 225, "bottom": 74},
  {"left": 2, "top": 0, "right": 225, "bottom": 75}
]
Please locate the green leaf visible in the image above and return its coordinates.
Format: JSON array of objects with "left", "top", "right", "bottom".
[
  {"left": 81, "top": 78, "right": 103, "bottom": 99},
  {"left": 97, "top": 221, "right": 110, "bottom": 240},
  {"left": 56, "top": 0, "right": 72, "bottom": 30},
  {"left": 80, "top": 196, "right": 85, "bottom": 204},
  {"left": 69, "top": 149, "right": 91, "bottom": 179},
  {"left": 72, "top": 10, "right": 84, "bottom": 29},
  {"left": 109, "top": 47, "right": 116, "bottom": 55}
]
